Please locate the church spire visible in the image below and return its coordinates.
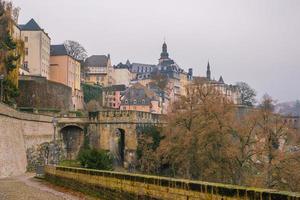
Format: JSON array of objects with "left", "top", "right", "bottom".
[
  {"left": 206, "top": 61, "right": 211, "bottom": 80},
  {"left": 160, "top": 41, "right": 169, "bottom": 60},
  {"left": 218, "top": 76, "right": 224, "bottom": 83}
]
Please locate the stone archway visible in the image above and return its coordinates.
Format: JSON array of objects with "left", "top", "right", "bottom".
[
  {"left": 110, "top": 128, "right": 126, "bottom": 167},
  {"left": 60, "top": 125, "right": 84, "bottom": 160}
]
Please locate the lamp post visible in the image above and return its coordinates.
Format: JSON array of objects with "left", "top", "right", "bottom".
[
  {"left": 52, "top": 117, "right": 58, "bottom": 142},
  {"left": 50, "top": 117, "right": 59, "bottom": 165},
  {"left": 0, "top": 75, "right": 4, "bottom": 102}
]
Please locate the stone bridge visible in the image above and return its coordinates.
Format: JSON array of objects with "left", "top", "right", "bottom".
[
  {"left": 56, "top": 110, "right": 163, "bottom": 167},
  {"left": 0, "top": 102, "right": 163, "bottom": 177}
]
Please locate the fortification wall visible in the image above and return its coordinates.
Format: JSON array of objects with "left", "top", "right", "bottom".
[
  {"left": 16, "top": 75, "right": 72, "bottom": 110},
  {"left": 0, "top": 103, "right": 54, "bottom": 178}
]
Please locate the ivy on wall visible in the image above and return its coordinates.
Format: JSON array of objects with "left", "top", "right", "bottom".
[{"left": 82, "top": 83, "right": 103, "bottom": 104}]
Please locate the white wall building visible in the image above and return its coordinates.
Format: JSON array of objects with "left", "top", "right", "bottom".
[{"left": 19, "top": 19, "right": 50, "bottom": 78}]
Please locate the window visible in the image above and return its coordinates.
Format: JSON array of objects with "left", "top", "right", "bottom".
[
  {"left": 25, "top": 48, "right": 28, "bottom": 55},
  {"left": 23, "top": 61, "right": 28, "bottom": 69},
  {"left": 133, "top": 100, "right": 137, "bottom": 104},
  {"left": 24, "top": 36, "right": 28, "bottom": 42}
]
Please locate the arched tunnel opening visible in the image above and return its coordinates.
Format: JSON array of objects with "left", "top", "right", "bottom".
[
  {"left": 111, "top": 128, "right": 125, "bottom": 167},
  {"left": 60, "top": 125, "right": 84, "bottom": 160}
]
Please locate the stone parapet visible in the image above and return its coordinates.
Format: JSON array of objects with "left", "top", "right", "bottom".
[{"left": 45, "top": 165, "right": 300, "bottom": 200}]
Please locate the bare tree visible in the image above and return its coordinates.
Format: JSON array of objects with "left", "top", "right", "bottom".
[
  {"left": 136, "top": 81, "right": 300, "bottom": 192},
  {"left": 64, "top": 40, "right": 87, "bottom": 61},
  {"left": 255, "top": 95, "right": 300, "bottom": 191},
  {"left": 236, "top": 82, "right": 256, "bottom": 106},
  {"left": 158, "top": 80, "right": 239, "bottom": 181}
]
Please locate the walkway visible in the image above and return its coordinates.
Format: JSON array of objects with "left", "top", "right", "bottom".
[{"left": 0, "top": 174, "right": 96, "bottom": 200}]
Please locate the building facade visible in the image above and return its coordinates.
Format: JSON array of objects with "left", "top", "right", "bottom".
[
  {"left": 112, "top": 64, "right": 132, "bottom": 87},
  {"left": 19, "top": 19, "right": 50, "bottom": 78},
  {"left": 49, "top": 44, "right": 83, "bottom": 110},
  {"left": 102, "top": 85, "right": 126, "bottom": 109},
  {"left": 120, "top": 83, "right": 163, "bottom": 114},
  {"left": 84, "top": 55, "right": 114, "bottom": 86},
  {"left": 193, "top": 62, "right": 241, "bottom": 104}
]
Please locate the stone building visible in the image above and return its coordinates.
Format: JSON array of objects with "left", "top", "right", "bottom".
[
  {"left": 19, "top": 19, "right": 50, "bottom": 78},
  {"left": 147, "top": 82, "right": 171, "bottom": 114},
  {"left": 120, "top": 83, "right": 163, "bottom": 114},
  {"left": 102, "top": 85, "right": 126, "bottom": 109},
  {"left": 193, "top": 62, "right": 241, "bottom": 104},
  {"left": 119, "top": 42, "right": 192, "bottom": 103},
  {"left": 131, "top": 62, "right": 156, "bottom": 80},
  {"left": 84, "top": 55, "right": 115, "bottom": 86},
  {"left": 49, "top": 44, "right": 83, "bottom": 110},
  {"left": 112, "top": 63, "right": 133, "bottom": 87},
  {"left": 156, "top": 42, "right": 191, "bottom": 100}
]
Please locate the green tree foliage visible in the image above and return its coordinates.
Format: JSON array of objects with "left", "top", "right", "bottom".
[
  {"left": 0, "top": 0, "right": 24, "bottom": 104},
  {"left": 77, "top": 148, "right": 113, "bottom": 171},
  {"left": 82, "top": 83, "right": 103, "bottom": 104}
]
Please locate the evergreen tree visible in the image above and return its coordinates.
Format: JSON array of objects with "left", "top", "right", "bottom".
[{"left": 0, "top": 0, "right": 24, "bottom": 104}]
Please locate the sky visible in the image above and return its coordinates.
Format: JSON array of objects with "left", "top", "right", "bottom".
[{"left": 13, "top": 0, "right": 300, "bottom": 102}]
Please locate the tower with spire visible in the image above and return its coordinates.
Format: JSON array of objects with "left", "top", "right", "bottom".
[
  {"left": 160, "top": 42, "right": 169, "bottom": 60},
  {"left": 206, "top": 61, "right": 211, "bottom": 81},
  {"left": 158, "top": 41, "right": 175, "bottom": 66}
]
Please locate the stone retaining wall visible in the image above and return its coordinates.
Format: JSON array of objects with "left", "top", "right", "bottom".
[
  {"left": 0, "top": 103, "right": 54, "bottom": 178},
  {"left": 17, "top": 75, "right": 72, "bottom": 110},
  {"left": 45, "top": 165, "right": 300, "bottom": 200}
]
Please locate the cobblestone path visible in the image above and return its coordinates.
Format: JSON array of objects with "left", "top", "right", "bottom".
[{"left": 0, "top": 174, "right": 94, "bottom": 200}]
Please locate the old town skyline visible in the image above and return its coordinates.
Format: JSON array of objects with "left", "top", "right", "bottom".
[
  {"left": 1, "top": 1, "right": 300, "bottom": 198},
  {"left": 13, "top": 0, "right": 300, "bottom": 102}
]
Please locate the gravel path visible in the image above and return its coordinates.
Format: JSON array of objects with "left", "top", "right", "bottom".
[{"left": 0, "top": 174, "right": 94, "bottom": 200}]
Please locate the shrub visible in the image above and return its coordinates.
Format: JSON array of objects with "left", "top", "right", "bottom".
[{"left": 77, "top": 148, "right": 113, "bottom": 170}]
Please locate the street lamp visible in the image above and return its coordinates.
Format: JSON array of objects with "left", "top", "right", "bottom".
[
  {"left": 52, "top": 117, "right": 58, "bottom": 142},
  {"left": 50, "top": 117, "right": 59, "bottom": 166},
  {"left": 0, "top": 75, "right": 4, "bottom": 102}
]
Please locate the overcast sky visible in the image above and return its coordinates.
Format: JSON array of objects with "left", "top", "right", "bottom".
[{"left": 13, "top": 0, "right": 300, "bottom": 102}]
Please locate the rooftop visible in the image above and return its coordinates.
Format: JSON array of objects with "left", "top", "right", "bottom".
[
  {"left": 85, "top": 55, "right": 109, "bottom": 67},
  {"left": 103, "top": 84, "right": 126, "bottom": 92},
  {"left": 50, "top": 44, "right": 68, "bottom": 56},
  {"left": 18, "top": 18, "right": 50, "bottom": 38}
]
